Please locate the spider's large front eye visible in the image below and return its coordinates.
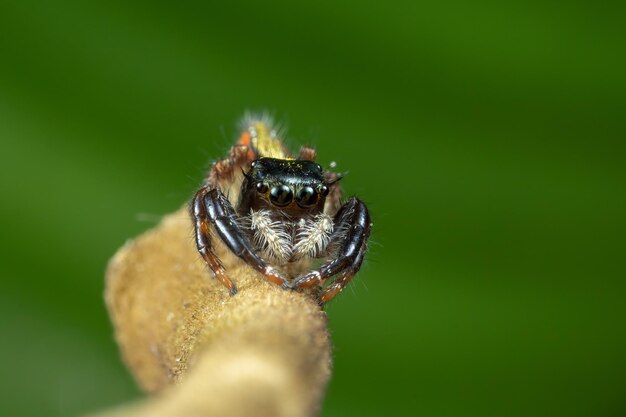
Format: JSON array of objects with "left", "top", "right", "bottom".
[
  {"left": 296, "top": 186, "right": 318, "bottom": 208},
  {"left": 270, "top": 185, "right": 293, "bottom": 207}
]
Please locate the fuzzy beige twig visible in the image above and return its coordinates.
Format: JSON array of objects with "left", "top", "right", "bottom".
[{"left": 95, "top": 208, "right": 332, "bottom": 417}]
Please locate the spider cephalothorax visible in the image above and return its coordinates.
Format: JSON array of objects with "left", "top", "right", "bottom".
[
  {"left": 191, "top": 116, "right": 371, "bottom": 304},
  {"left": 240, "top": 158, "right": 329, "bottom": 215}
]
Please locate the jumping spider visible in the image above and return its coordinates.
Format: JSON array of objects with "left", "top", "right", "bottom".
[{"left": 191, "top": 116, "right": 371, "bottom": 304}]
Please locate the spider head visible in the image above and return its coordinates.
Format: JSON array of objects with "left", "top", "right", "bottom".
[{"left": 240, "top": 158, "right": 330, "bottom": 214}]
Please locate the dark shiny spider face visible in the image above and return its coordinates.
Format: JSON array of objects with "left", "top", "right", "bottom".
[{"left": 239, "top": 158, "right": 330, "bottom": 215}]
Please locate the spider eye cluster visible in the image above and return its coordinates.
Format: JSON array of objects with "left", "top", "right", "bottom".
[{"left": 255, "top": 181, "right": 327, "bottom": 208}]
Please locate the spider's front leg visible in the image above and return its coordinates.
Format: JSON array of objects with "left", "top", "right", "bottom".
[
  {"left": 292, "top": 197, "right": 371, "bottom": 304},
  {"left": 191, "top": 187, "right": 290, "bottom": 295}
]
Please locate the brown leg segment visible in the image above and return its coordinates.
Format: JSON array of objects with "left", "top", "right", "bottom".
[
  {"left": 323, "top": 171, "right": 344, "bottom": 216},
  {"left": 207, "top": 144, "right": 253, "bottom": 187},
  {"left": 298, "top": 146, "right": 317, "bottom": 161}
]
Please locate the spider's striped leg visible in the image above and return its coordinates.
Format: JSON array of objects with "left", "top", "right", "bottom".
[
  {"left": 292, "top": 197, "right": 371, "bottom": 304},
  {"left": 191, "top": 187, "right": 237, "bottom": 295},
  {"left": 191, "top": 187, "right": 290, "bottom": 294}
]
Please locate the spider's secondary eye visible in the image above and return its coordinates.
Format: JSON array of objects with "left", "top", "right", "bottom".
[
  {"left": 270, "top": 185, "right": 293, "bottom": 207},
  {"left": 256, "top": 182, "right": 268, "bottom": 193},
  {"left": 296, "top": 186, "right": 318, "bottom": 208},
  {"left": 320, "top": 185, "right": 329, "bottom": 197}
]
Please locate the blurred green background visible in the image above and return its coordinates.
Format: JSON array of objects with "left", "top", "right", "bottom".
[{"left": 1, "top": 0, "right": 625, "bottom": 416}]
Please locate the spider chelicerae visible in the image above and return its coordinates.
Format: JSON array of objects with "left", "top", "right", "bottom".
[{"left": 191, "top": 116, "right": 371, "bottom": 304}]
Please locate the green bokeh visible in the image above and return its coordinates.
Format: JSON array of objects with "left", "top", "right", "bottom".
[{"left": 1, "top": 1, "right": 625, "bottom": 416}]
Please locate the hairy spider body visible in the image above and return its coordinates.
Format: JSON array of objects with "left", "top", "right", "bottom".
[{"left": 191, "top": 116, "right": 371, "bottom": 304}]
